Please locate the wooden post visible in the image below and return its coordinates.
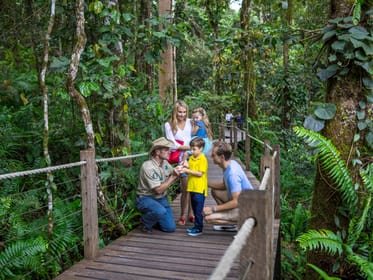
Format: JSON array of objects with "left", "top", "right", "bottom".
[
  {"left": 272, "top": 144, "right": 280, "bottom": 219},
  {"left": 80, "top": 149, "right": 99, "bottom": 259},
  {"left": 233, "top": 124, "right": 238, "bottom": 156},
  {"left": 229, "top": 124, "right": 233, "bottom": 145},
  {"left": 219, "top": 122, "right": 224, "bottom": 141},
  {"left": 260, "top": 140, "right": 271, "bottom": 179},
  {"left": 245, "top": 128, "right": 250, "bottom": 171},
  {"left": 239, "top": 188, "right": 273, "bottom": 280}
]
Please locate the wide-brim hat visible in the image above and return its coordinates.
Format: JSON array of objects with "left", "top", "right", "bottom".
[{"left": 149, "top": 137, "right": 174, "bottom": 154}]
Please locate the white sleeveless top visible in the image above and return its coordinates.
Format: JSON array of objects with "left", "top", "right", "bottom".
[{"left": 164, "top": 119, "right": 192, "bottom": 149}]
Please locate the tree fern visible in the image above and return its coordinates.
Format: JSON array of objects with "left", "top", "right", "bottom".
[{"left": 293, "top": 126, "right": 358, "bottom": 211}]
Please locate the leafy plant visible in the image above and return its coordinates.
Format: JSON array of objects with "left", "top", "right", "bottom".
[
  {"left": 312, "top": 11, "right": 373, "bottom": 148},
  {"left": 0, "top": 237, "right": 47, "bottom": 279},
  {"left": 294, "top": 126, "right": 373, "bottom": 279}
]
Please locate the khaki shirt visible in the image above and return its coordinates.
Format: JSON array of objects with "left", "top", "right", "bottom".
[{"left": 137, "top": 158, "right": 174, "bottom": 199}]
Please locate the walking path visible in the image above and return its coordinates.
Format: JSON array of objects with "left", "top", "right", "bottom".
[{"left": 55, "top": 153, "right": 260, "bottom": 280}]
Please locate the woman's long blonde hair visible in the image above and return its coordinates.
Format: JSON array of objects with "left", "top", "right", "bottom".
[
  {"left": 168, "top": 100, "right": 189, "bottom": 135},
  {"left": 192, "top": 107, "right": 213, "bottom": 139}
]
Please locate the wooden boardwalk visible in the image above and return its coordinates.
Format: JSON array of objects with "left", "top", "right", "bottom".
[{"left": 55, "top": 152, "right": 260, "bottom": 280}]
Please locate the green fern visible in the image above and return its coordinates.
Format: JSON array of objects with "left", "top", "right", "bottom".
[
  {"left": 0, "top": 237, "right": 46, "bottom": 278},
  {"left": 294, "top": 127, "right": 373, "bottom": 279},
  {"left": 297, "top": 229, "right": 344, "bottom": 255},
  {"left": 307, "top": 263, "right": 341, "bottom": 280},
  {"left": 347, "top": 253, "right": 373, "bottom": 280},
  {"left": 293, "top": 127, "right": 358, "bottom": 210}
]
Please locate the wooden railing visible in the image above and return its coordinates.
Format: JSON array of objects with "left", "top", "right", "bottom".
[{"left": 210, "top": 123, "right": 281, "bottom": 280}]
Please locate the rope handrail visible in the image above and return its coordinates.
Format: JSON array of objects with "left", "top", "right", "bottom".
[
  {"left": 0, "top": 161, "right": 87, "bottom": 180},
  {"left": 0, "top": 152, "right": 149, "bottom": 181},
  {"left": 216, "top": 122, "right": 273, "bottom": 151},
  {"left": 95, "top": 152, "right": 148, "bottom": 163},
  {"left": 209, "top": 218, "right": 256, "bottom": 280},
  {"left": 259, "top": 168, "right": 271, "bottom": 190}
]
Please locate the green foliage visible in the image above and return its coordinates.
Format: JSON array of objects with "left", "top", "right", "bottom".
[
  {"left": 0, "top": 237, "right": 47, "bottom": 279},
  {"left": 313, "top": 12, "right": 373, "bottom": 148},
  {"left": 282, "top": 201, "right": 310, "bottom": 242},
  {"left": 295, "top": 127, "right": 373, "bottom": 279},
  {"left": 307, "top": 263, "right": 341, "bottom": 280},
  {"left": 294, "top": 127, "right": 358, "bottom": 210}
]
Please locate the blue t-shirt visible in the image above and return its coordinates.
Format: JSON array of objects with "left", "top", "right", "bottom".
[
  {"left": 192, "top": 120, "right": 208, "bottom": 138},
  {"left": 223, "top": 160, "right": 253, "bottom": 200}
]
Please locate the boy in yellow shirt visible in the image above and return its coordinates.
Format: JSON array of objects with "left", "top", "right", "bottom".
[{"left": 180, "top": 137, "right": 208, "bottom": 236}]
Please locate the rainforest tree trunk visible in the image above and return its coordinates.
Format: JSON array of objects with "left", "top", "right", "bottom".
[{"left": 306, "top": 1, "right": 373, "bottom": 278}]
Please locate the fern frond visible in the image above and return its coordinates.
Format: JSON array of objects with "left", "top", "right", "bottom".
[
  {"left": 361, "top": 163, "right": 373, "bottom": 194},
  {"left": 347, "top": 164, "right": 373, "bottom": 245},
  {"left": 0, "top": 237, "right": 46, "bottom": 278},
  {"left": 297, "top": 229, "right": 343, "bottom": 256},
  {"left": 307, "top": 263, "right": 341, "bottom": 280},
  {"left": 294, "top": 127, "right": 358, "bottom": 210},
  {"left": 348, "top": 194, "right": 372, "bottom": 245},
  {"left": 347, "top": 252, "right": 373, "bottom": 280}
]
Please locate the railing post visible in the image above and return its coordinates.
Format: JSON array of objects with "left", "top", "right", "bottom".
[
  {"left": 219, "top": 122, "right": 224, "bottom": 141},
  {"left": 80, "top": 149, "right": 99, "bottom": 259},
  {"left": 233, "top": 124, "right": 238, "bottom": 156},
  {"left": 239, "top": 188, "right": 273, "bottom": 279},
  {"left": 245, "top": 127, "right": 250, "bottom": 171},
  {"left": 260, "top": 140, "right": 271, "bottom": 179},
  {"left": 272, "top": 144, "right": 280, "bottom": 219}
]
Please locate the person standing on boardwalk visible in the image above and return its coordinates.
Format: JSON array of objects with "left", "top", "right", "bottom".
[
  {"left": 191, "top": 107, "right": 213, "bottom": 154},
  {"left": 164, "top": 100, "right": 194, "bottom": 225},
  {"left": 136, "top": 137, "right": 183, "bottom": 233},
  {"left": 225, "top": 111, "right": 233, "bottom": 128},
  {"left": 203, "top": 141, "right": 253, "bottom": 231},
  {"left": 180, "top": 137, "right": 208, "bottom": 236}
]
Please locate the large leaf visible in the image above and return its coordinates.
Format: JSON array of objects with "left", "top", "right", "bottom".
[
  {"left": 317, "top": 64, "right": 339, "bottom": 81},
  {"left": 322, "top": 30, "right": 336, "bottom": 42},
  {"left": 304, "top": 115, "right": 325, "bottom": 132},
  {"left": 349, "top": 26, "right": 369, "bottom": 40},
  {"left": 366, "top": 132, "right": 373, "bottom": 149},
  {"left": 363, "top": 77, "right": 373, "bottom": 89},
  {"left": 331, "top": 40, "right": 346, "bottom": 51},
  {"left": 314, "top": 103, "right": 337, "bottom": 120}
]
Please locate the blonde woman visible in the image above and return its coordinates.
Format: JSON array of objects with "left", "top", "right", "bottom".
[{"left": 165, "top": 100, "right": 194, "bottom": 225}]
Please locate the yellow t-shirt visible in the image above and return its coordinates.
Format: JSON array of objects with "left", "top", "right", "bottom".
[{"left": 187, "top": 153, "right": 208, "bottom": 196}]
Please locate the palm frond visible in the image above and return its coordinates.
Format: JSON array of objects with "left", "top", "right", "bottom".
[
  {"left": 297, "top": 229, "right": 344, "bottom": 256},
  {"left": 294, "top": 126, "right": 358, "bottom": 210}
]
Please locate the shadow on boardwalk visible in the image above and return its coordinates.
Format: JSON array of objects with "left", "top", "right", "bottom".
[{"left": 55, "top": 152, "right": 259, "bottom": 280}]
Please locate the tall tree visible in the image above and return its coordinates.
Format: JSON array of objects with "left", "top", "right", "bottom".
[
  {"left": 280, "top": 0, "right": 293, "bottom": 130},
  {"left": 306, "top": 1, "right": 373, "bottom": 278},
  {"left": 158, "top": 0, "right": 177, "bottom": 107},
  {"left": 40, "top": 0, "right": 56, "bottom": 235},
  {"left": 204, "top": 0, "right": 229, "bottom": 95},
  {"left": 240, "top": 0, "right": 257, "bottom": 123}
]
